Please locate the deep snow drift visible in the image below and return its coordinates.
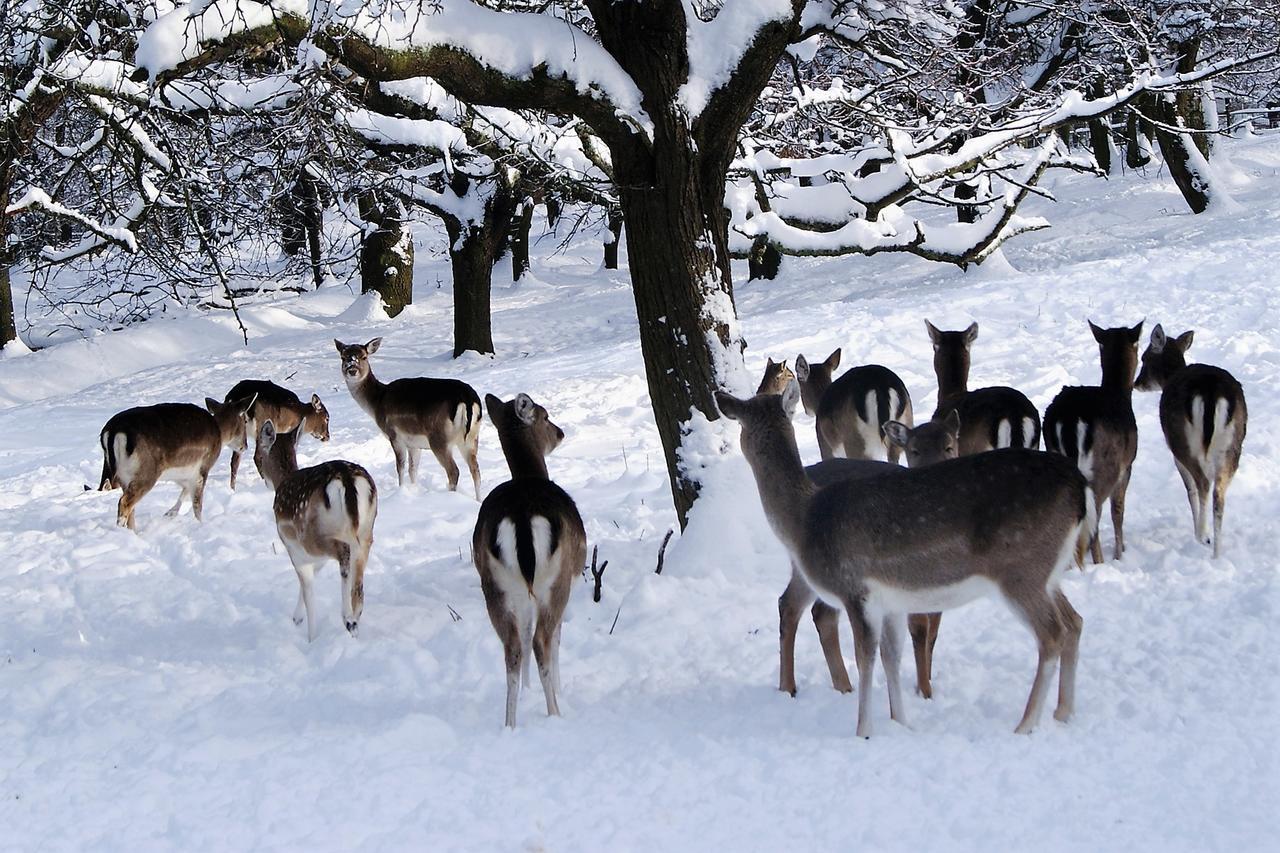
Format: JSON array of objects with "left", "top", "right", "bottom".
[{"left": 1, "top": 134, "right": 1277, "bottom": 851}]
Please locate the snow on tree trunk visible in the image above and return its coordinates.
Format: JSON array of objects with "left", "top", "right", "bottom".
[
  {"left": 1154, "top": 93, "right": 1215, "bottom": 214},
  {"left": 445, "top": 178, "right": 517, "bottom": 357},
  {"left": 358, "top": 191, "right": 414, "bottom": 316}
]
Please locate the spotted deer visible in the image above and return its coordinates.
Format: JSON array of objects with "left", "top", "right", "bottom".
[
  {"left": 473, "top": 393, "right": 586, "bottom": 728},
  {"left": 259, "top": 419, "right": 377, "bottom": 643},
  {"left": 334, "top": 338, "right": 482, "bottom": 496},
  {"left": 926, "top": 321, "right": 1041, "bottom": 451},
  {"left": 720, "top": 383, "right": 1090, "bottom": 737},
  {"left": 98, "top": 396, "right": 255, "bottom": 530},
  {"left": 794, "top": 348, "right": 913, "bottom": 462},
  {"left": 1044, "top": 320, "right": 1142, "bottom": 563},
  {"left": 757, "top": 358, "right": 796, "bottom": 395},
  {"left": 223, "top": 379, "right": 329, "bottom": 489},
  {"left": 1135, "top": 324, "right": 1247, "bottom": 557}
]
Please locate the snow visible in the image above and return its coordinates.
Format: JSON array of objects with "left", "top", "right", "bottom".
[
  {"left": 680, "top": 0, "right": 797, "bottom": 117},
  {"left": 2, "top": 134, "right": 1279, "bottom": 849}
]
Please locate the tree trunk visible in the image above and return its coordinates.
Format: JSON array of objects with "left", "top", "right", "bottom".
[
  {"left": 1174, "top": 39, "right": 1211, "bottom": 160},
  {"left": 358, "top": 191, "right": 414, "bottom": 316},
  {"left": 603, "top": 207, "right": 623, "bottom": 270},
  {"left": 510, "top": 198, "right": 532, "bottom": 282},
  {"left": 1126, "top": 106, "right": 1153, "bottom": 169},
  {"left": 544, "top": 196, "right": 561, "bottom": 230},
  {"left": 445, "top": 177, "right": 518, "bottom": 357},
  {"left": 0, "top": 166, "right": 16, "bottom": 348},
  {"left": 955, "top": 179, "right": 980, "bottom": 224},
  {"left": 747, "top": 238, "right": 781, "bottom": 280},
  {"left": 1154, "top": 94, "right": 1213, "bottom": 214}
]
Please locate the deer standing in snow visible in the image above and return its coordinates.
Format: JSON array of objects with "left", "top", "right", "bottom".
[
  {"left": 794, "top": 348, "right": 913, "bottom": 463},
  {"left": 223, "top": 379, "right": 329, "bottom": 489},
  {"left": 334, "top": 338, "right": 482, "bottom": 496},
  {"left": 258, "top": 419, "right": 377, "bottom": 643},
  {"left": 473, "top": 393, "right": 586, "bottom": 728},
  {"left": 757, "top": 358, "right": 797, "bottom": 395},
  {"left": 1134, "top": 324, "right": 1247, "bottom": 557},
  {"left": 98, "top": 396, "right": 255, "bottom": 530},
  {"left": 720, "top": 383, "right": 1090, "bottom": 737}
]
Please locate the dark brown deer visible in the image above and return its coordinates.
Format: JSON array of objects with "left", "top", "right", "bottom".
[
  {"left": 473, "top": 393, "right": 586, "bottom": 727},
  {"left": 720, "top": 383, "right": 1091, "bottom": 737},
  {"left": 1135, "top": 324, "right": 1247, "bottom": 557},
  {"left": 1044, "top": 321, "right": 1142, "bottom": 563},
  {"left": 98, "top": 396, "right": 255, "bottom": 530},
  {"left": 260, "top": 419, "right": 377, "bottom": 643},
  {"left": 223, "top": 379, "right": 329, "bottom": 489},
  {"left": 335, "top": 338, "right": 482, "bottom": 496},
  {"left": 926, "top": 321, "right": 1041, "bottom": 451},
  {"left": 253, "top": 419, "right": 300, "bottom": 490},
  {"left": 795, "top": 348, "right": 913, "bottom": 462}
]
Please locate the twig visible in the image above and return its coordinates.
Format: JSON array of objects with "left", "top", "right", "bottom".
[
  {"left": 654, "top": 528, "right": 674, "bottom": 575},
  {"left": 589, "top": 545, "right": 609, "bottom": 603},
  {"left": 447, "top": 604, "right": 462, "bottom": 622}
]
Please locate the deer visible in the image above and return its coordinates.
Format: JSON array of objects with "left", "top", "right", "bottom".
[
  {"left": 718, "top": 382, "right": 1091, "bottom": 737},
  {"left": 98, "top": 396, "right": 256, "bottom": 531},
  {"left": 472, "top": 393, "right": 586, "bottom": 728},
  {"left": 223, "top": 379, "right": 330, "bottom": 490},
  {"left": 1044, "top": 320, "right": 1142, "bottom": 563},
  {"left": 334, "top": 338, "right": 482, "bottom": 497},
  {"left": 757, "top": 358, "right": 797, "bottom": 395},
  {"left": 794, "top": 348, "right": 913, "bottom": 463},
  {"left": 1134, "top": 324, "right": 1247, "bottom": 557},
  {"left": 778, "top": 412, "right": 957, "bottom": 703},
  {"left": 253, "top": 418, "right": 300, "bottom": 490},
  {"left": 258, "top": 419, "right": 377, "bottom": 643},
  {"left": 925, "top": 321, "right": 1041, "bottom": 452}
]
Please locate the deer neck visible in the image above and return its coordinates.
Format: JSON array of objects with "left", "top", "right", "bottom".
[
  {"left": 1100, "top": 350, "right": 1136, "bottom": 398},
  {"left": 498, "top": 431, "right": 550, "bottom": 480},
  {"left": 934, "top": 351, "right": 969, "bottom": 403},
  {"left": 346, "top": 368, "right": 386, "bottom": 416},
  {"left": 743, "top": 426, "right": 816, "bottom": 554}
]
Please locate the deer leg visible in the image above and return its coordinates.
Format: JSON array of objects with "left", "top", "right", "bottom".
[
  {"left": 428, "top": 433, "right": 461, "bottom": 492},
  {"left": 846, "top": 597, "right": 881, "bottom": 739},
  {"left": 496, "top": 611, "right": 523, "bottom": 728},
  {"left": 293, "top": 561, "right": 318, "bottom": 643},
  {"left": 118, "top": 473, "right": 158, "bottom": 531},
  {"left": 1089, "top": 487, "right": 1105, "bottom": 565},
  {"left": 813, "top": 601, "right": 853, "bottom": 694},
  {"left": 406, "top": 447, "right": 421, "bottom": 485},
  {"left": 388, "top": 435, "right": 406, "bottom": 486},
  {"left": 229, "top": 449, "right": 243, "bottom": 490},
  {"left": 1052, "top": 590, "right": 1083, "bottom": 723},
  {"left": 880, "top": 613, "right": 907, "bottom": 727},
  {"left": 190, "top": 471, "right": 210, "bottom": 521},
  {"left": 1110, "top": 465, "right": 1132, "bottom": 559},
  {"left": 1173, "top": 459, "right": 1200, "bottom": 539},
  {"left": 164, "top": 485, "right": 187, "bottom": 517},
  {"left": 927, "top": 612, "right": 942, "bottom": 680},
  {"left": 466, "top": 434, "right": 482, "bottom": 500},
  {"left": 337, "top": 542, "right": 358, "bottom": 637},
  {"left": 533, "top": 613, "right": 561, "bottom": 718},
  {"left": 1212, "top": 470, "right": 1231, "bottom": 559},
  {"left": 1012, "top": 591, "right": 1065, "bottom": 735},
  {"left": 551, "top": 623, "right": 562, "bottom": 696},
  {"left": 908, "top": 613, "right": 934, "bottom": 698},
  {"left": 778, "top": 567, "right": 813, "bottom": 696}
]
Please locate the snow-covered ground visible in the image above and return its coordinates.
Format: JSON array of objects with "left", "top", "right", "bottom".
[{"left": 1, "top": 134, "right": 1277, "bottom": 851}]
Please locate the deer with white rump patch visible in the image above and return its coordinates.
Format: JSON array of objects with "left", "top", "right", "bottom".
[
  {"left": 719, "top": 383, "right": 1091, "bottom": 736},
  {"left": 335, "top": 338, "right": 482, "bottom": 496},
  {"left": 1135, "top": 324, "right": 1247, "bottom": 557},
  {"left": 98, "top": 396, "right": 256, "bottom": 530},
  {"left": 794, "top": 348, "right": 913, "bottom": 463},
  {"left": 259, "top": 419, "right": 377, "bottom": 643},
  {"left": 473, "top": 393, "right": 586, "bottom": 728}
]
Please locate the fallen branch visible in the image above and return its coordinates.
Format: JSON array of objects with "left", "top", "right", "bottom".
[
  {"left": 589, "top": 545, "right": 609, "bottom": 603},
  {"left": 654, "top": 528, "right": 674, "bottom": 575}
]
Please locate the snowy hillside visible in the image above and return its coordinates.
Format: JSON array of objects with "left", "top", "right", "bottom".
[{"left": 1, "top": 134, "right": 1277, "bottom": 851}]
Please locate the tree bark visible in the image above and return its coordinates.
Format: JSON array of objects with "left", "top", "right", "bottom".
[
  {"left": 358, "top": 191, "right": 414, "bottom": 316},
  {"left": 1125, "top": 107, "right": 1153, "bottom": 169},
  {"left": 1153, "top": 94, "right": 1213, "bottom": 214},
  {"left": 603, "top": 207, "right": 623, "bottom": 270},
  {"left": 510, "top": 198, "right": 532, "bottom": 282},
  {"left": 445, "top": 175, "right": 518, "bottom": 357},
  {"left": 0, "top": 167, "right": 15, "bottom": 348},
  {"left": 1174, "top": 39, "right": 1211, "bottom": 160}
]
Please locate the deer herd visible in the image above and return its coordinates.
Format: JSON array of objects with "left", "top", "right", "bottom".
[{"left": 95, "top": 319, "right": 1247, "bottom": 736}]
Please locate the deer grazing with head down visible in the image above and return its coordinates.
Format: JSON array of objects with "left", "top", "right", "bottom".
[
  {"left": 258, "top": 419, "right": 377, "bottom": 643},
  {"left": 925, "top": 321, "right": 1041, "bottom": 452},
  {"left": 794, "top": 348, "right": 913, "bottom": 463},
  {"left": 1134, "top": 324, "right": 1247, "bottom": 557},
  {"left": 223, "top": 379, "right": 330, "bottom": 489},
  {"left": 1044, "top": 320, "right": 1142, "bottom": 563},
  {"left": 334, "top": 337, "right": 482, "bottom": 496},
  {"left": 720, "top": 383, "right": 1090, "bottom": 737},
  {"left": 98, "top": 396, "right": 256, "bottom": 530},
  {"left": 473, "top": 393, "right": 586, "bottom": 728}
]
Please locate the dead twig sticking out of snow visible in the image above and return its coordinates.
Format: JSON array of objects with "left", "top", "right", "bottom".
[
  {"left": 447, "top": 604, "right": 462, "bottom": 622},
  {"left": 654, "top": 528, "right": 674, "bottom": 575},
  {"left": 589, "top": 545, "right": 609, "bottom": 603}
]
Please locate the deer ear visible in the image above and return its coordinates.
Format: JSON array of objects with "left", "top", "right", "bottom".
[
  {"left": 1174, "top": 330, "right": 1194, "bottom": 352},
  {"left": 1149, "top": 324, "right": 1167, "bottom": 353},
  {"left": 1128, "top": 320, "right": 1144, "bottom": 343},
  {"left": 963, "top": 322, "right": 978, "bottom": 345},
  {"left": 943, "top": 409, "right": 961, "bottom": 435},
  {"left": 925, "top": 320, "right": 942, "bottom": 346},
  {"left": 780, "top": 380, "right": 800, "bottom": 418},
  {"left": 204, "top": 397, "right": 221, "bottom": 414},
  {"left": 311, "top": 394, "right": 323, "bottom": 410},
  {"left": 334, "top": 339, "right": 345, "bottom": 353},
  {"left": 765, "top": 357, "right": 777, "bottom": 369},
  {"left": 259, "top": 419, "right": 277, "bottom": 449},
  {"left": 513, "top": 393, "right": 537, "bottom": 424},
  {"left": 483, "top": 393, "right": 505, "bottom": 418},
  {"left": 825, "top": 348, "right": 841, "bottom": 370},
  {"left": 794, "top": 354, "right": 810, "bottom": 382},
  {"left": 1088, "top": 319, "right": 1105, "bottom": 343},
  {"left": 366, "top": 337, "right": 382, "bottom": 353},
  {"left": 882, "top": 420, "right": 911, "bottom": 449},
  {"left": 715, "top": 391, "right": 745, "bottom": 421}
]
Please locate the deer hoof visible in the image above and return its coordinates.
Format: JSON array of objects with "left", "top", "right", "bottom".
[{"left": 346, "top": 621, "right": 359, "bottom": 637}]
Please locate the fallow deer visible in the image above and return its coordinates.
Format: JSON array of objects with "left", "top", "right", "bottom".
[
  {"left": 1135, "top": 324, "right": 1247, "bottom": 557},
  {"left": 98, "top": 396, "right": 255, "bottom": 530},
  {"left": 473, "top": 393, "right": 586, "bottom": 728},
  {"left": 925, "top": 321, "right": 1041, "bottom": 451},
  {"left": 1044, "top": 320, "right": 1142, "bottom": 563},
  {"left": 719, "top": 383, "right": 1090, "bottom": 737},
  {"left": 757, "top": 358, "right": 796, "bottom": 395},
  {"left": 223, "top": 379, "right": 329, "bottom": 489},
  {"left": 259, "top": 419, "right": 377, "bottom": 643},
  {"left": 794, "top": 348, "right": 913, "bottom": 462},
  {"left": 335, "top": 338, "right": 482, "bottom": 496},
  {"left": 253, "top": 419, "right": 300, "bottom": 490}
]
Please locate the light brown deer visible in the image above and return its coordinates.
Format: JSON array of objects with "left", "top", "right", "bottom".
[
  {"left": 473, "top": 393, "right": 586, "bottom": 728},
  {"left": 1135, "top": 324, "right": 1247, "bottom": 557},
  {"left": 223, "top": 379, "right": 329, "bottom": 489},
  {"left": 259, "top": 419, "right": 377, "bottom": 643},
  {"left": 757, "top": 358, "right": 796, "bottom": 395},
  {"left": 719, "top": 383, "right": 1091, "bottom": 737},
  {"left": 794, "top": 348, "right": 913, "bottom": 462},
  {"left": 335, "top": 338, "right": 482, "bottom": 496},
  {"left": 98, "top": 397, "right": 255, "bottom": 530}
]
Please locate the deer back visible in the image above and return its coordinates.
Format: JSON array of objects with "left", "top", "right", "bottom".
[
  {"left": 227, "top": 379, "right": 330, "bottom": 442},
  {"left": 273, "top": 460, "right": 377, "bottom": 558},
  {"left": 1158, "top": 364, "right": 1247, "bottom": 474},
  {"left": 100, "top": 401, "right": 244, "bottom": 488}
]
